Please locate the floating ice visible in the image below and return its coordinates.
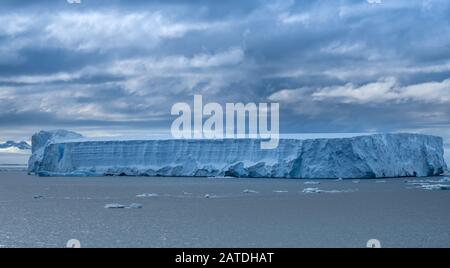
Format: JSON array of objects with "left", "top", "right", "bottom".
[
  {"left": 406, "top": 177, "right": 450, "bottom": 184},
  {"left": 105, "top": 203, "right": 143, "bottom": 209},
  {"left": 418, "top": 184, "right": 450, "bottom": 191},
  {"left": 29, "top": 130, "right": 447, "bottom": 179},
  {"left": 136, "top": 193, "right": 159, "bottom": 198},
  {"left": 243, "top": 189, "right": 259, "bottom": 194},
  {"left": 128, "top": 203, "right": 143, "bottom": 209},
  {"left": 302, "top": 188, "right": 321, "bottom": 194},
  {"left": 104, "top": 203, "right": 126, "bottom": 209},
  {"left": 302, "top": 188, "right": 356, "bottom": 194},
  {"left": 273, "top": 190, "right": 288, "bottom": 193},
  {"left": 304, "top": 181, "right": 320, "bottom": 185}
]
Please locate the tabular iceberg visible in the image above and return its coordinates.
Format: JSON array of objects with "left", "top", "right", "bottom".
[{"left": 28, "top": 130, "right": 447, "bottom": 179}]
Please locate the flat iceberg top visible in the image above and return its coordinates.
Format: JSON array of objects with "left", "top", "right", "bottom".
[
  {"left": 52, "top": 133, "right": 370, "bottom": 143},
  {"left": 47, "top": 132, "right": 441, "bottom": 144},
  {"left": 29, "top": 130, "right": 447, "bottom": 179}
]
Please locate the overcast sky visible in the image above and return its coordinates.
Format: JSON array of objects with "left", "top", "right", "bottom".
[{"left": 1, "top": 0, "right": 450, "bottom": 145}]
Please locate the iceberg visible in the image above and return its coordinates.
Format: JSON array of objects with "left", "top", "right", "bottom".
[{"left": 28, "top": 130, "right": 447, "bottom": 179}]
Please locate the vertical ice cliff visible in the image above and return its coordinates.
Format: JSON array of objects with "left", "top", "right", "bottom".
[
  {"left": 28, "top": 130, "right": 83, "bottom": 174},
  {"left": 28, "top": 130, "right": 447, "bottom": 178}
]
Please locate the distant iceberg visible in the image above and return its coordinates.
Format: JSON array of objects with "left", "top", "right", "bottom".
[{"left": 28, "top": 130, "right": 447, "bottom": 179}]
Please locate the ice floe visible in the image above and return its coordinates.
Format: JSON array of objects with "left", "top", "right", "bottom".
[
  {"left": 128, "top": 203, "right": 143, "bottom": 209},
  {"left": 405, "top": 177, "right": 450, "bottom": 191},
  {"left": 104, "top": 203, "right": 126, "bottom": 209},
  {"left": 243, "top": 189, "right": 259, "bottom": 194},
  {"left": 302, "top": 188, "right": 322, "bottom": 194},
  {"left": 417, "top": 184, "right": 450, "bottom": 191},
  {"left": 301, "top": 188, "right": 356, "bottom": 194},
  {"left": 136, "top": 193, "right": 159, "bottom": 198},
  {"left": 104, "top": 203, "right": 143, "bottom": 209},
  {"left": 304, "top": 181, "right": 320, "bottom": 185},
  {"left": 203, "top": 194, "right": 218, "bottom": 198}
]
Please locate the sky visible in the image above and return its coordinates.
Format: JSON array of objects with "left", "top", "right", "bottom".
[{"left": 0, "top": 0, "right": 450, "bottom": 150}]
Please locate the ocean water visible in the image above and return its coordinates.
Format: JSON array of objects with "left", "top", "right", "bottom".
[
  {"left": 0, "top": 171, "right": 449, "bottom": 248},
  {"left": 0, "top": 152, "right": 29, "bottom": 166}
]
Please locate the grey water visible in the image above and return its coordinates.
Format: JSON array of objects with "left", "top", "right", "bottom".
[{"left": 0, "top": 171, "right": 449, "bottom": 248}]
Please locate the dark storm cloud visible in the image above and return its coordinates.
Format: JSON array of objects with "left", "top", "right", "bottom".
[{"left": 1, "top": 0, "right": 450, "bottom": 143}]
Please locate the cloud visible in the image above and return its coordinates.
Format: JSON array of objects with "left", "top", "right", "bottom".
[
  {"left": 312, "top": 78, "right": 400, "bottom": 104},
  {"left": 0, "top": 46, "right": 246, "bottom": 124},
  {"left": 270, "top": 77, "right": 450, "bottom": 104},
  {"left": 0, "top": 10, "right": 229, "bottom": 54},
  {"left": 0, "top": 14, "right": 33, "bottom": 36},
  {"left": 43, "top": 11, "right": 226, "bottom": 51},
  {"left": 312, "top": 78, "right": 450, "bottom": 104},
  {"left": 0, "top": 0, "right": 450, "bottom": 143},
  {"left": 278, "top": 12, "right": 310, "bottom": 25},
  {"left": 367, "top": 0, "right": 382, "bottom": 5},
  {"left": 109, "top": 47, "right": 244, "bottom": 74}
]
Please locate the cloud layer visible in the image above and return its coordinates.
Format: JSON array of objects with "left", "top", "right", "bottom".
[{"left": 0, "top": 0, "right": 450, "bottom": 143}]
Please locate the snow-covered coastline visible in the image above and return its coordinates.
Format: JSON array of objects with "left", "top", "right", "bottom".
[{"left": 28, "top": 130, "right": 447, "bottom": 179}]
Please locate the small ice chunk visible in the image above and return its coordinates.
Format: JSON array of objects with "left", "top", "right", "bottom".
[
  {"left": 419, "top": 184, "right": 450, "bottom": 191},
  {"left": 304, "top": 181, "right": 320, "bottom": 185},
  {"left": 243, "top": 189, "right": 259, "bottom": 194},
  {"left": 302, "top": 188, "right": 355, "bottom": 194},
  {"left": 324, "top": 190, "right": 345, "bottom": 193},
  {"left": 352, "top": 180, "right": 360, "bottom": 183},
  {"left": 33, "top": 195, "right": 44, "bottom": 199},
  {"left": 302, "top": 188, "right": 322, "bottom": 194},
  {"left": 203, "top": 193, "right": 218, "bottom": 198},
  {"left": 104, "top": 203, "right": 126, "bottom": 209},
  {"left": 127, "top": 203, "right": 143, "bottom": 209},
  {"left": 136, "top": 193, "right": 159, "bottom": 198},
  {"left": 273, "top": 190, "right": 288, "bottom": 193},
  {"left": 376, "top": 180, "right": 387, "bottom": 183},
  {"left": 335, "top": 178, "right": 343, "bottom": 181},
  {"left": 105, "top": 203, "right": 143, "bottom": 209}
]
